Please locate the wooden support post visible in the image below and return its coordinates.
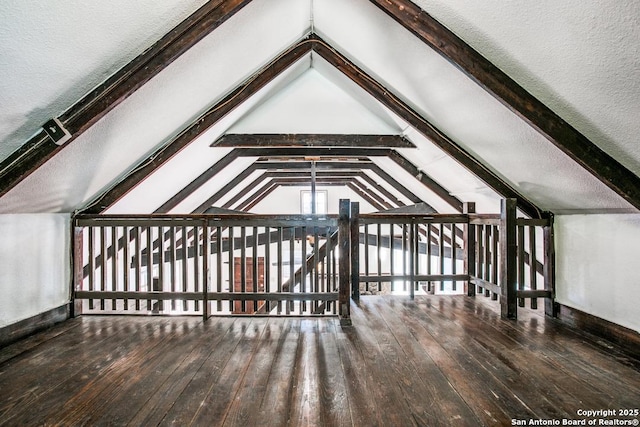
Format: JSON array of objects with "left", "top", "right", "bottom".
[
  {"left": 543, "top": 216, "right": 558, "bottom": 317},
  {"left": 202, "top": 222, "right": 209, "bottom": 321},
  {"left": 338, "top": 199, "right": 351, "bottom": 326},
  {"left": 350, "top": 202, "right": 360, "bottom": 301},
  {"left": 500, "top": 198, "right": 518, "bottom": 319},
  {"left": 72, "top": 225, "right": 84, "bottom": 317},
  {"left": 463, "top": 202, "right": 476, "bottom": 297}
]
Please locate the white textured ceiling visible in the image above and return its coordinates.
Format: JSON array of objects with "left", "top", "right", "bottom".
[{"left": 0, "top": 0, "right": 638, "bottom": 215}]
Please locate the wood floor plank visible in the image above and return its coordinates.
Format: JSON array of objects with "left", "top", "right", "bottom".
[
  {"left": 129, "top": 318, "right": 239, "bottom": 426},
  {"left": 0, "top": 296, "right": 638, "bottom": 427},
  {"left": 223, "top": 318, "right": 291, "bottom": 427},
  {"left": 286, "top": 319, "right": 322, "bottom": 427},
  {"left": 0, "top": 317, "right": 82, "bottom": 365},
  {"left": 0, "top": 317, "right": 159, "bottom": 423},
  {"left": 43, "top": 318, "right": 180, "bottom": 426},
  {"left": 374, "top": 297, "right": 529, "bottom": 425},
  {"left": 252, "top": 318, "right": 301, "bottom": 426},
  {"left": 464, "top": 298, "right": 640, "bottom": 395},
  {"left": 449, "top": 297, "right": 640, "bottom": 407},
  {"left": 333, "top": 315, "right": 382, "bottom": 426},
  {"left": 157, "top": 317, "right": 262, "bottom": 426},
  {"left": 348, "top": 302, "right": 425, "bottom": 426},
  {"left": 188, "top": 317, "right": 270, "bottom": 426},
  {"left": 83, "top": 318, "right": 222, "bottom": 426},
  {"left": 360, "top": 299, "right": 473, "bottom": 425},
  {"left": 406, "top": 297, "right": 576, "bottom": 420},
  {"left": 315, "top": 319, "right": 352, "bottom": 427},
  {"left": 370, "top": 298, "right": 483, "bottom": 426}
]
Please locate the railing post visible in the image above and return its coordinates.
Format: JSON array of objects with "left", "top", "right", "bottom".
[
  {"left": 463, "top": 202, "right": 476, "bottom": 297},
  {"left": 350, "top": 202, "right": 360, "bottom": 301},
  {"left": 338, "top": 199, "right": 352, "bottom": 326},
  {"left": 500, "top": 198, "right": 518, "bottom": 319},
  {"left": 202, "top": 220, "right": 210, "bottom": 321},
  {"left": 543, "top": 215, "right": 558, "bottom": 317},
  {"left": 71, "top": 222, "right": 84, "bottom": 317}
]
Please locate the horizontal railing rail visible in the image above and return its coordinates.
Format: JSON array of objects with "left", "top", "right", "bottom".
[{"left": 73, "top": 213, "right": 345, "bottom": 319}]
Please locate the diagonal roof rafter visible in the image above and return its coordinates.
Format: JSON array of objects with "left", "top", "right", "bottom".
[
  {"left": 369, "top": 0, "right": 640, "bottom": 211},
  {"left": 0, "top": 0, "right": 253, "bottom": 198}
]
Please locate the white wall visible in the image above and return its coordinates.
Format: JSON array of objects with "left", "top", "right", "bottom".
[
  {"left": 0, "top": 214, "right": 70, "bottom": 327},
  {"left": 555, "top": 214, "right": 640, "bottom": 332}
]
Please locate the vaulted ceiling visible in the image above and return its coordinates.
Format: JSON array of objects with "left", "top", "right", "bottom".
[{"left": 1, "top": 0, "right": 639, "bottom": 216}]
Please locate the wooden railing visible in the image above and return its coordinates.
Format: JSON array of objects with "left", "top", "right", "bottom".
[
  {"left": 72, "top": 199, "right": 555, "bottom": 321},
  {"left": 73, "top": 210, "right": 352, "bottom": 321},
  {"left": 465, "top": 200, "right": 556, "bottom": 318},
  {"left": 353, "top": 212, "right": 467, "bottom": 299}
]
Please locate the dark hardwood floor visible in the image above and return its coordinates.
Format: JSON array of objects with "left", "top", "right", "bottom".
[{"left": 1, "top": 296, "right": 638, "bottom": 426}]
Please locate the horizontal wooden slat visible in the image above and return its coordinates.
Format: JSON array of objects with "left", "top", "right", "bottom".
[
  {"left": 516, "top": 218, "right": 550, "bottom": 227},
  {"left": 75, "top": 214, "right": 337, "bottom": 228},
  {"left": 359, "top": 213, "right": 468, "bottom": 224},
  {"left": 75, "top": 218, "right": 204, "bottom": 227},
  {"left": 75, "top": 291, "right": 203, "bottom": 300},
  {"left": 212, "top": 133, "right": 416, "bottom": 148},
  {"left": 359, "top": 274, "right": 469, "bottom": 282},
  {"left": 206, "top": 292, "right": 339, "bottom": 302},
  {"left": 468, "top": 214, "right": 501, "bottom": 225},
  {"left": 75, "top": 291, "right": 338, "bottom": 302},
  {"left": 207, "top": 217, "right": 337, "bottom": 228},
  {"left": 516, "top": 290, "right": 552, "bottom": 299},
  {"left": 470, "top": 277, "right": 501, "bottom": 294}
]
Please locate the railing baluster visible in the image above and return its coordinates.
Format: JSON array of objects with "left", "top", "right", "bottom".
[
  {"left": 134, "top": 227, "right": 141, "bottom": 311},
  {"left": 170, "top": 226, "right": 176, "bottom": 311},
  {"left": 277, "top": 227, "right": 283, "bottom": 314},
  {"left": 451, "top": 224, "right": 457, "bottom": 291},
  {"left": 157, "top": 226, "right": 164, "bottom": 313},
  {"left": 517, "top": 224, "right": 525, "bottom": 308},
  {"left": 88, "top": 226, "right": 95, "bottom": 310},
  {"left": 301, "top": 225, "right": 307, "bottom": 314},
  {"left": 288, "top": 226, "right": 294, "bottom": 315},
  {"left": 216, "top": 226, "right": 222, "bottom": 313},
  {"left": 202, "top": 222, "right": 209, "bottom": 321},
  {"left": 123, "top": 226, "right": 129, "bottom": 311},
  {"left": 100, "top": 226, "right": 107, "bottom": 310},
  {"left": 146, "top": 226, "right": 153, "bottom": 311},
  {"left": 193, "top": 225, "right": 200, "bottom": 312},
  {"left": 439, "top": 223, "right": 445, "bottom": 292},
  {"left": 529, "top": 225, "right": 538, "bottom": 309},
  {"left": 111, "top": 226, "right": 118, "bottom": 310},
  {"left": 364, "top": 223, "right": 370, "bottom": 293},
  {"left": 265, "top": 226, "right": 271, "bottom": 313},
  {"left": 182, "top": 226, "right": 189, "bottom": 312},
  {"left": 491, "top": 225, "right": 499, "bottom": 301},
  {"left": 228, "top": 227, "right": 234, "bottom": 313}
]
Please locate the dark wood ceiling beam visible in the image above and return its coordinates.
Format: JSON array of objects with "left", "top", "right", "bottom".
[
  {"left": 310, "top": 35, "right": 542, "bottom": 218},
  {"left": 0, "top": 0, "right": 253, "bottom": 198},
  {"left": 236, "top": 182, "right": 278, "bottom": 212},
  {"left": 349, "top": 180, "right": 394, "bottom": 210},
  {"left": 254, "top": 161, "right": 374, "bottom": 170},
  {"left": 237, "top": 147, "right": 392, "bottom": 158},
  {"left": 387, "top": 150, "right": 463, "bottom": 212},
  {"left": 212, "top": 133, "right": 415, "bottom": 148},
  {"left": 79, "top": 36, "right": 313, "bottom": 214},
  {"left": 367, "top": 164, "right": 422, "bottom": 205},
  {"left": 167, "top": 160, "right": 372, "bottom": 215},
  {"left": 154, "top": 150, "right": 242, "bottom": 213},
  {"left": 190, "top": 164, "right": 262, "bottom": 214},
  {"left": 355, "top": 172, "right": 406, "bottom": 207},
  {"left": 346, "top": 183, "right": 387, "bottom": 211},
  {"left": 225, "top": 176, "right": 385, "bottom": 212},
  {"left": 369, "top": 0, "right": 640, "bottom": 211}
]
